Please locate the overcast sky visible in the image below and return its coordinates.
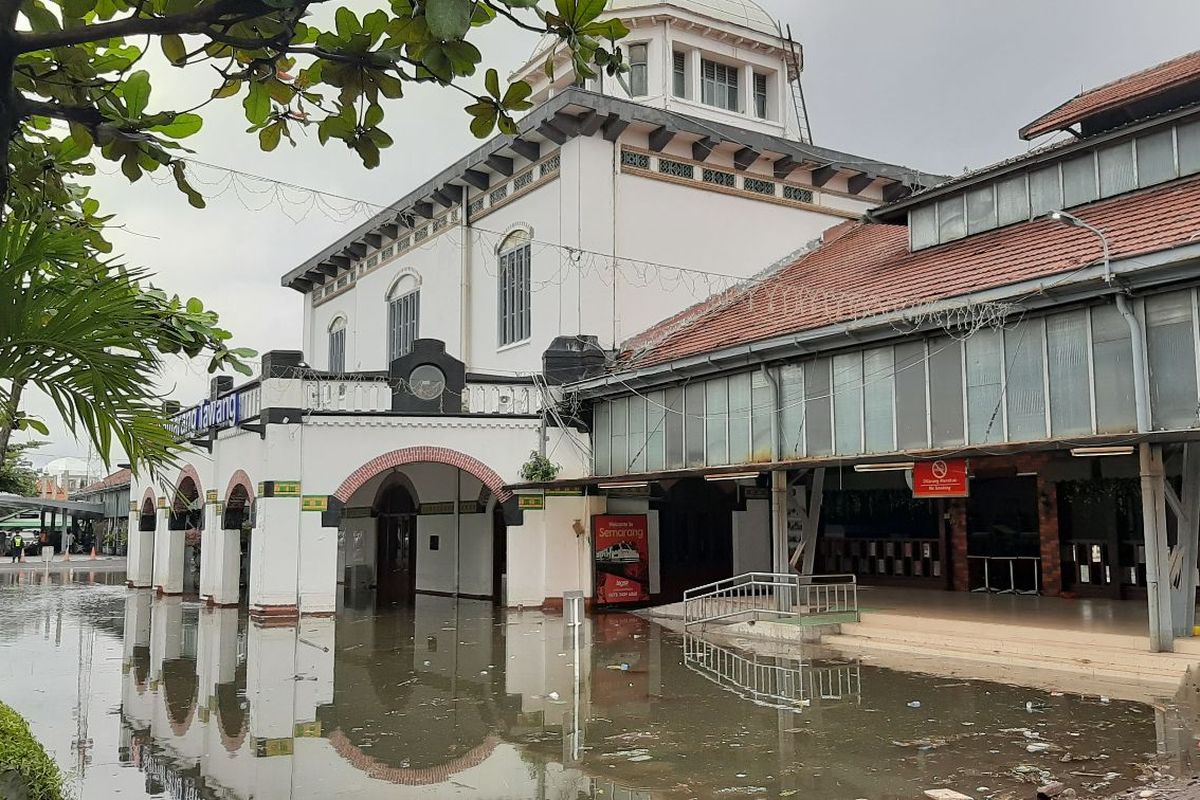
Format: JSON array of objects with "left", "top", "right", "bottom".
[{"left": 23, "top": 0, "right": 1200, "bottom": 472}]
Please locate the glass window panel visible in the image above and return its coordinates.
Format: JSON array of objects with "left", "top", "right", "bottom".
[
  {"left": 937, "top": 196, "right": 966, "bottom": 243},
  {"left": 779, "top": 364, "right": 804, "bottom": 458},
  {"left": 1090, "top": 305, "right": 1137, "bottom": 433},
  {"left": 684, "top": 383, "right": 705, "bottom": 467},
  {"left": 804, "top": 359, "right": 833, "bottom": 456},
  {"left": 966, "top": 185, "right": 997, "bottom": 235},
  {"left": 705, "top": 378, "right": 729, "bottom": 465},
  {"left": 1062, "top": 154, "right": 1098, "bottom": 207},
  {"left": 645, "top": 391, "right": 666, "bottom": 471},
  {"left": 610, "top": 397, "right": 628, "bottom": 473},
  {"left": 673, "top": 51, "right": 686, "bottom": 98},
  {"left": 863, "top": 347, "right": 895, "bottom": 452},
  {"left": 966, "top": 329, "right": 1005, "bottom": 444},
  {"left": 910, "top": 204, "right": 938, "bottom": 250},
  {"left": 1098, "top": 142, "right": 1135, "bottom": 198},
  {"left": 751, "top": 371, "right": 774, "bottom": 461},
  {"left": 628, "top": 395, "right": 647, "bottom": 473},
  {"left": 592, "top": 402, "right": 610, "bottom": 475},
  {"left": 1179, "top": 120, "right": 1200, "bottom": 175},
  {"left": 753, "top": 72, "right": 768, "bottom": 119},
  {"left": 1004, "top": 319, "right": 1047, "bottom": 441},
  {"left": 894, "top": 342, "right": 928, "bottom": 449},
  {"left": 928, "top": 336, "right": 965, "bottom": 446},
  {"left": 1046, "top": 310, "right": 1092, "bottom": 436},
  {"left": 1137, "top": 129, "right": 1176, "bottom": 188},
  {"left": 701, "top": 59, "right": 739, "bottom": 111},
  {"left": 664, "top": 387, "right": 684, "bottom": 469},
  {"left": 833, "top": 353, "right": 863, "bottom": 454},
  {"left": 1029, "top": 166, "right": 1062, "bottom": 217},
  {"left": 996, "top": 174, "right": 1030, "bottom": 226},
  {"left": 628, "top": 44, "right": 648, "bottom": 96},
  {"left": 728, "top": 373, "right": 752, "bottom": 464},
  {"left": 1145, "top": 291, "right": 1199, "bottom": 430}
]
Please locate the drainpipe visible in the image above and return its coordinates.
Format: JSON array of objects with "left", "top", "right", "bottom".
[
  {"left": 1049, "top": 211, "right": 1172, "bottom": 652},
  {"left": 1117, "top": 292, "right": 1172, "bottom": 652}
]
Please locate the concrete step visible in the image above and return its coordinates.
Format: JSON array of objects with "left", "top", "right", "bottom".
[
  {"left": 851, "top": 610, "right": 1156, "bottom": 651},
  {"left": 840, "top": 621, "right": 1200, "bottom": 671},
  {"left": 823, "top": 632, "right": 1188, "bottom": 687}
]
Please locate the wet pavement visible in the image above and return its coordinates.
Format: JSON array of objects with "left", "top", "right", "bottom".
[{"left": 0, "top": 569, "right": 1197, "bottom": 800}]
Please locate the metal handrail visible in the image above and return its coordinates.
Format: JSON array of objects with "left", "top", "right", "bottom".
[
  {"left": 682, "top": 572, "right": 858, "bottom": 629},
  {"left": 683, "top": 634, "right": 862, "bottom": 711}
]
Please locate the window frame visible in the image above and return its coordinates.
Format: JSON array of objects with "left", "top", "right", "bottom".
[
  {"left": 628, "top": 43, "right": 649, "bottom": 97},
  {"left": 700, "top": 58, "right": 740, "bottom": 112},
  {"left": 328, "top": 316, "right": 347, "bottom": 373},
  {"left": 753, "top": 71, "right": 768, "bottom": 119},
  {"left": 497, "top": 233, "right": 532, "bottom": 347},
  {"left": 387, "top": 286, "right": 420, "bottom": 362}
]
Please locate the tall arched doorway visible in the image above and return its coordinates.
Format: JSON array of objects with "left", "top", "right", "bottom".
[
  {"left": 223, "top": 483, "right": 253, "bottom": 601},
  {"left": 375, "top": 480, "right": 417, "bottom": 605},
  {"left": 170, "top": 476, "right": 203, "bottom": 595}
]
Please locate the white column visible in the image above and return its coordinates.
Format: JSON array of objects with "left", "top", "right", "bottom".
[
  {"left": 299, "top": 509, "right": 338, "bottom": 615},
  {"left": 740, "top": 63, "right": 755, "bottom": 117},
  {"left": 127, "top": 512, "right": 155, "bottom": 588},
  {"left": 153, "top": 503, "right": 185, "bottom": 595},
  {"left": 688, "top": 49, "right": 702, "bottom": 104},
  {"left": 771, "top": 470, "right": 789, "bottom": 573},
  {"left": 249, "top": 492, "right": 302, "bottom": 617},
  {"left": 199, "top": 499, "right": 221, "bottom": 603}
]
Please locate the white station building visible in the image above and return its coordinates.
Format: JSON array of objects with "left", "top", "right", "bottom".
[{"left": 127, "top": 0, "right": 935, "bottom": 618}]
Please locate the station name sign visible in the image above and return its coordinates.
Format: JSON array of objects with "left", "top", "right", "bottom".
[{"left": 170, "top": 394, "right": 241, "bottom": 440}]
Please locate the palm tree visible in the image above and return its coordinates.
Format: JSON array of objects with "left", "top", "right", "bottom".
[{"left": 0, "top": 211, "right": 253, "bottom": 475}]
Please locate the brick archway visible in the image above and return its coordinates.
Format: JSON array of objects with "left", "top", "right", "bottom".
[
  {"left": 224, "top": 469, "right": 255, "bottom": 505},
  {"left": 175, "top": 464, "right": 203, "bottom": 499},
  {"left": 334, "top": 447, "right": 512, "bottom": 504}
]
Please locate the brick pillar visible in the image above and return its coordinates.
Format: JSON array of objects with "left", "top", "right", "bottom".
[
  {"left": 950, "top": 499, "right": 970, "bottom": 592},
  {"left": 1038, "top": 478, "right": 1062, "bottom": 596}
]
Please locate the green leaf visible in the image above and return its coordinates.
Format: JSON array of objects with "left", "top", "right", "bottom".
[
  {"left": 334, "top": 6, "right": 360, "bottom": 37},
  {"left": 22, "top": 419, "right": 51, "bottom": 436},
  {"left": 212, "top": 81, "right": 241, "bottom": 99},
  {"left": 122, "top": 70, "right": 152, "bottom": 117},
  {"left": 353, "top": 137, "right": 381, "bottom": 168},
  {"left": 364, "top": 102, "right": 383, "bottom": 128},
  {"left": 485, "top": 67, "right": 500, "bottom": 100},
  {"left": 152, "top": 113, "right": 203, "bottom": 139},
  {"left": 186, "top": 297, "right": 203, "bottom": 313},
  {"left": 259, "top": 122, "right": 282, "bottom": 151},
  {"left": 243, "top": 82, "right": 270, "bottom": 125},
  {"left": 161, "top": 33, "right": 187, "bottom": 65},
  {"left": 425, "top": 0, "right": 472, "bottom": 41}
]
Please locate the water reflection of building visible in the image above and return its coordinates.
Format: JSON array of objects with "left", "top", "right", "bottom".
[{"left": 114, "top": 590, "right": 1196, "bottom": 800}]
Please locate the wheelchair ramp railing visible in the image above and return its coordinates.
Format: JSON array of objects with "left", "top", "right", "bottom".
[
  {"left": 683, "top": 634, "right": 862, "bottom": 711},
  {"left": 682, "top": 572, "right": 857, "bottom": 629}
]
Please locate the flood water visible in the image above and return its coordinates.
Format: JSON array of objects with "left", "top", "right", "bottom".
[{"left": 0, "top": 570, "right": 1197, "bottom": 800}]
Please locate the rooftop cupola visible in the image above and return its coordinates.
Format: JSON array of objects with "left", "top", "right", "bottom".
[{"left": 511, "top": 0, "right": 812, "bottom": 142}]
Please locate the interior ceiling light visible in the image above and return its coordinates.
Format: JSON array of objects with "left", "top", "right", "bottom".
[
  {"left": 1070, "top": 446, "right": 1135, "bottom": 457},
  {"left": 853, "top": 462, "right": 915, "bottom": 473}
]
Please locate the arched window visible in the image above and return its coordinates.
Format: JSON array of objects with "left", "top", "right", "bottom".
[
  {"left": 498, "top": 231, "right": 531, "bottom": 346},
  {"left": 328, "top": 316, "right": 347, "bottom": 373},
  {"left": 386, "top": 275, "right": 420, "bottom": 362}
]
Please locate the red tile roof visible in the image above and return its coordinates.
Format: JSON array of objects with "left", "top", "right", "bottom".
[
  {"left": 1021, "top": 50, "right": 1200, "bottom": 140},
  {"left": 623, "top": 176, "right": 1200, "bottom": 369},
  {"left": 74, "top": 468, "right": 131, "bottom": 497}
]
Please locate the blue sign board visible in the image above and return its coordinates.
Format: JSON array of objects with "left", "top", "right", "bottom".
[{"left": 170, "top": 394, "right": 241, "bottom": 440}]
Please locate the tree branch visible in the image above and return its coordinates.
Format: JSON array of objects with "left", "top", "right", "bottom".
[
  {"left": 18, "top": 98, "right": 107, "bottom": 127},
  {"left": 13, "top": 0, "right": 251, "bottom": 53}
]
